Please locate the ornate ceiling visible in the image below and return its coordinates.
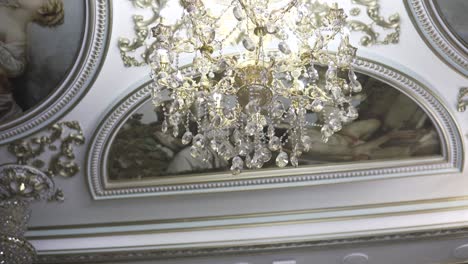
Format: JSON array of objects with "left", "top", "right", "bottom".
[{"left": 0, "top": 0, "right": 467, "bottom": 263}]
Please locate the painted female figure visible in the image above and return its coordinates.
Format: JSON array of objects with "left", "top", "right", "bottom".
[{"left": 0, "top": 0, "right": 64, "bottom": 123}]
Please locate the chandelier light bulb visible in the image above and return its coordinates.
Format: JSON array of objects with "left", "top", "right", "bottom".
[{"left": 150, "top": 0, "right": 361, "bottom": 174}]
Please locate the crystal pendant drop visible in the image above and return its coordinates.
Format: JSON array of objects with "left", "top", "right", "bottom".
[
  {"left": 346, "top": 105, "right": 359, "bottom": 120},
  {"left": 233, "top": 6, "right": 244, "bottom": 21},
  {"left": 278, "top": 41, "right": 291, "bottom": 54},
  {"left": 272, "top": 101, "right": 285, "bottom": 118},
  {"left": 181, "top": 131, "right": 193, "bottom": 145},
  {"left": 210, "top": 138, "right": 222, "bottom": 151},
  {"left": 233, "top": 129, "right": 242, "bottom": 143},
  {"left": 302, "top": 135, "right": 312, "bottom": 151},
  {"left": 245, "top": 154, "right": 253, "bottom": 169},
  {"left": 220, "top": 141, "right": 235, "bottom": 160},
  {"left": 161, "top": 119, "right": 168, "bottom": 133},
  {"left": 309, "top": 99, "right": 324, "bottom": 112},
  {"left": 267, "top": 125, "right": 275, "bottom": 137},
  {"left": 321, "top": 125, "right": 333, "bottom": 143},
  {"left": 237, "top": 141, "right": 251, "bottom": 156},
  {"left": 269, "top": 136, "right": 281, "bottom": 151},
  {"left": 266, "top": 21, "right": 277, "bottom": 34},
  {"left": 251, "top": 152, "right": 263, "bottom": 169},
  {"left": 193, "top": 134, "right": 205, "bottom": 148},
  {"left": 331, "top": 86, "right": 344, "bottom": 102},
  {"left": 348, "top": 69, "right": 357, "bottom": 81},
  {"left": 348, "top": 69, "right": 362, "bottom": 93},
  {"left": 328, "top": 118, "right": 342, "bottom": 132},
  {"left": 308, "top": 65, "right": 319, "bottom": 81},
  {"left": 242, "top": 37, "right": 256, "bottom": 51},
  {"left": 350, "top": 80, "right": 362, "bottom": 93},
  {"left": 259, "top": 147, "right": 272, "bottom": 162},
  {"left": 199, "top": 150, "right": 211, "bottom": 163},
  {"left": 172, "top": 126, "right": 179, "bottom": 137},
  {"left": 276, "top": 151, "right": 289, "bottom": 167},
  {"left": 190, "top": 146, "right": 201, "bottom": 158},
  {"left": 231, "top": 156, "right": 244, "bottom": 175},
  {"left": 212, "top": 115, "right": 222, "bottom": 127},
  {"left": 246, "top": 122, "right": 258, "bottom": 136},
  {"left": 290, "top": 154, "right": 299, "bottom": 167},
  {"left": 326, "top": 62, "right": 337, "bottom": 81}
]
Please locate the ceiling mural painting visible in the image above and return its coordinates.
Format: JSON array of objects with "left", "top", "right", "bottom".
[
  {"left": 108, "top": 71, "right": 441, "bottom": 180},
  {"left": 0, "top": 0, "right": 111, "bottom": 143}
]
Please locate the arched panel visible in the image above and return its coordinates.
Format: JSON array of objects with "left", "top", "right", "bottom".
[{"left": 87, "top": 58, "right": 463, "bottom": 199}]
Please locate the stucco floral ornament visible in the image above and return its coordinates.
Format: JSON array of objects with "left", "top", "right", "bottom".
[{"left": 5, "top": 121, "right": 85, "bottom": 201}]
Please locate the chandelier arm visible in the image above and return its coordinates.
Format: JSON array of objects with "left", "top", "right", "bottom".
[{"left": 236, "top": 0, "right": 260, "bottom": 26}]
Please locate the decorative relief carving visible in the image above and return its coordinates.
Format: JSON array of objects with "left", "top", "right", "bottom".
[
  {"left": 348, "top": 0, "right": 400, "bottom": 46},
  {"left": 2, "top": 121, "right": 85, "bottom": 200},
  {"left": 118, "top": 0, "right": 400, "bottom": 67},
  {"left": 0, "top": 165, "right": 55, "bottom": 201},
  {"left": 457, "top": 87, "right": 468, "bottom": 112},
  {"left": 118, "top": 0, "right": 168, "bottom": 67}
]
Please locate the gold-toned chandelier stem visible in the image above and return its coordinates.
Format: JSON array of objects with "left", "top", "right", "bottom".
[{"left": 255, "top": 36, "right": 263, "bottom": 65}]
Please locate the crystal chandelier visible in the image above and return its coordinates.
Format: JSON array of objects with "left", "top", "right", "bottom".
[{"left": 150, "top": 0, "right": 361, "bottom": 174}]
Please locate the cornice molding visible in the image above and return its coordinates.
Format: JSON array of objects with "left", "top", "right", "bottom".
[{"left": 35, "top": 226, "right": 468, "bottom": 263}]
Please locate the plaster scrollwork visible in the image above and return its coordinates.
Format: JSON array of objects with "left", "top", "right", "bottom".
[
  {"left": 8, "top": 121, "right": 85, "bottom": 179},
  {"left": 118, "top": 0, "right": 168, "bottom": 67},
  {"left": 1, "top": 121, "right": 84, "bottom": 202},
  {"left": 348, "top": 0, "right": 400, "bottom": 46},
  {"left": 118, "top": 0, "right": 401, "bottom": 67}
]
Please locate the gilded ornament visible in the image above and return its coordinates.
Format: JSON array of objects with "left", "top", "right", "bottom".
[
  {"left": 348, "top": 0, "right": 400, "bottom": 46},
  {"left": 0, "top": 165, "right": 54, "bottom": 201},
  {"left": 7, "top": 121, "right": 85, "bottom": 179},
  {"left": 457, "top": 87, "right": 468, "bottom": 112},
  {"left": 118, "top": 0, "right": 169, "bottom": 67}
]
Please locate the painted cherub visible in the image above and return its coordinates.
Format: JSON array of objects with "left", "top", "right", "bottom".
[{"left": 0, "top": 0, "right": 64, "bottom": 123}]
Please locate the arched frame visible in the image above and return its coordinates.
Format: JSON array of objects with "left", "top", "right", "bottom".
[
  {"left": 87, "top": 57, "right": 464, "bottom": 200},
  {"left": 406, "top": 0, "right": 468, "bottom": 76},
  {"left": 0, "top": 0, "right": 112, "bottom": 144}
]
